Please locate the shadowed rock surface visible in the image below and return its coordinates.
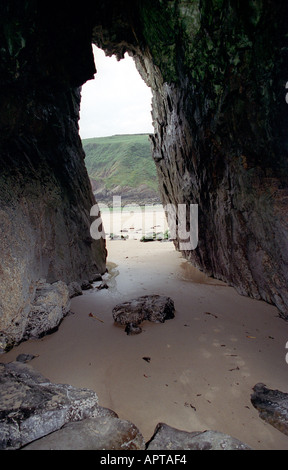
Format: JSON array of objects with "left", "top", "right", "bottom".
[
  {"left": 0, "top": 361, "right": 106, "bottom": 449},
  {"left": 22, "top": 416, "right": 146, "bottom": 450},
  {"left": 22, "top": 280, "right": 71, "bottom": 340},
  {"left": 0, "top": 280, "right": 72, "bottom": 352},
  {"left": 146, "top": 423, "right": 251, "bottom": 450},
  {"left": 0, "top": 361, "right": 145, "bottom": 450},
  {"left": 251, "top": 383, "right": 288, "bottom": 436}
]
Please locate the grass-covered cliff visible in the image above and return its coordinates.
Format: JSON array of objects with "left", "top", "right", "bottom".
[{"left": 82, "top": 134, "right": 160, "bottom": 205}]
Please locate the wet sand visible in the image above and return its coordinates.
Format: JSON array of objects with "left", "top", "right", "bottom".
[{"left": 2, "top": 238, "right": 288, "bottom": 450}]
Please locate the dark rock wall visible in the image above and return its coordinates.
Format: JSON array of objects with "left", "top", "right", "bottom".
[
  {"left": 93, "top": 0, "right": 288, "bottom": 316},
  {"left": 0, "top": 3, "right": 106, "bottom": 350},
  {"left": 141, "top": 0, "right": 288, "bottom": 317},
  {"left": 0, "top": 0, "right": 287, "bottom": 351}
]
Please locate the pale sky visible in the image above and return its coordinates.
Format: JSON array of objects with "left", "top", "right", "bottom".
[{"left": 79, "top": 46, "right": 154, "bottom": 139}]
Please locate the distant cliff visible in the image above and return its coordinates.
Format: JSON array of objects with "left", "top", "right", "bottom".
[{"left": 82, "top": 134, "right": 161, "bottom": 206}]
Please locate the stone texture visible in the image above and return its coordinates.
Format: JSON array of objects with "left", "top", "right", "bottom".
[
  {"left": 0, "top": 279, "right": 71, "bottom": 353},
  {"left": 112, "top": 295, "right": 175, "bottom": 332},
  {"left": 23, "top": 280, "right": 70, "bottom": 340},
  {"left": 23, "top": 417, "right": 145, "bottom": 450},
  {"left": 146, "top": 423, "right": 251, "bottom": 450},
  {"left": 68, "top": 281, "right": 83, "bottom": 299},
  {"left": 0, "top": 361, "right": 116, "bottom": 450},
  {"left": 251, "top": 383, "right": 288, "bottom": 436}
]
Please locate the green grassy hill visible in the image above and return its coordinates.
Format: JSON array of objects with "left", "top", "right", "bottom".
[{"left": 82, "top": 134, "right": 160, "bottom": 205}]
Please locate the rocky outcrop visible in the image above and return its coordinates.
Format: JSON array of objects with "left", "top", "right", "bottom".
[
  {"left": 0, "top": 280, "right": 71, "bottom": 353},
  {"left": 0, "top": 361, "right": 108, "bottom": 450},
  {"left": 112, "top": 295, "right": 175, "bottom": 334},
  {"left": 251, "top": 383, "right": 288, "bottom": 436},
  {"left": 23, "top": 280, "right": 70, "bottom": 340},
  {"left": 146, "top": 423, "right": 251, "bottom": 451},
  {"left": 22, "top": 417, "right": 145, "bottom": 450}
]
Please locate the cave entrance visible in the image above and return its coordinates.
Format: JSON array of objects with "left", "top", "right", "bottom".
[{"left": 79, "top": 45, "right": 167, "bottom": 242}]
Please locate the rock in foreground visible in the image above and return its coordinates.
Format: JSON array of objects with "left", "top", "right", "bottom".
[
  {"left": 23, "top": 280, "right": 71, "bottom": 340},
  {"left": 0, "top": 361, "right": 137, "bottom": 450},
  {"left": 0, "top": 280, "right": 71, "bottom": 353},
  {"left": 146, "top": 423, "right": 251, "bottom": 450},
  {"left": 112, "top": 295, "right": 175, "bottom": 334},
  {"left": 251, "top": 383, "right": 288, "bottom": 436},
  {"left": 23, "top": 416, "right": 145, "bottom": 450}
]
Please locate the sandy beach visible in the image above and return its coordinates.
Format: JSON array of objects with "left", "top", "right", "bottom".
[{"left": 2, "top": 222, "right": 288, "bottom": 450}]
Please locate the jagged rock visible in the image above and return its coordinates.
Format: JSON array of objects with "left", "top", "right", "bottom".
[
  {"left": 0, "top": 361, "right": 113, "bottom": 450},
  {"left": 68, "top": 282, "right": 83, "bottom": 298},
  {"left": 0, "top": 279, "right": 72, "bottom": 353},
  {"left": 112, "top": 295, "right": 175, "bottom": 332},
  {"left": 22, "top": 416, "right": 145, "bottom": 450},
  {"left": 146, "top": 423, "right": 251, "bottom": 450},
  {"left": 22, "top": 280, "right": 70, "bottom": 340},
  {"left": 251, "top": 383, "right": 288, "bottom": 436},
  {"left": 0, "top": 280, "right": 73, "bottom": 352}
]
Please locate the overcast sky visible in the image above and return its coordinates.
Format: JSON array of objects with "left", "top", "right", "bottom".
[{"left": 79, "top": 46, "right": 154, "bottom": 139}]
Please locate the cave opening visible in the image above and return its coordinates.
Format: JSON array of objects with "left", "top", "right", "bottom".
[{"left": 79, "top": 45, "right": 167, "bottom": 242}]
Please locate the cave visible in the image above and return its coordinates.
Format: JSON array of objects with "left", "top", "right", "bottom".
[{"left": 0, "top": 0, "right": 287, "bottom": 353}]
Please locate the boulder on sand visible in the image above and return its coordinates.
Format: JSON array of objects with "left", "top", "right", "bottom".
[{"left": 112, "top": 295, "right": 175, "bottom": 334}]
